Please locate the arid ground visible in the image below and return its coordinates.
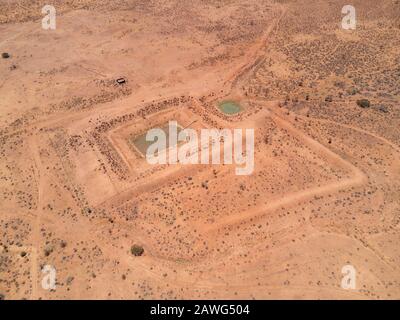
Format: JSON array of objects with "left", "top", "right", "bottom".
[{"left": 0, "top": 0, "right": 399, "bottom": 299}]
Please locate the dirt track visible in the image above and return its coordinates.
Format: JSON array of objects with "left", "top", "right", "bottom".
[{"left": 1, "top": 0, "right": 399, "bottom": 300}]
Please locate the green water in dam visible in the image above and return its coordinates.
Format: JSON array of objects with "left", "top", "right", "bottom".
[{"left": 218, "top": 101, "right": 242, "bottom": 115}]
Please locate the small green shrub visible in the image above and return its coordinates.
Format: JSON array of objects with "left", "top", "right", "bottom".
[
  {"left": 130, "top": 245, "right": 144, "bottom": 256},
  {"left": 356, "top": 99, "right": 370, "bottom": 108}
]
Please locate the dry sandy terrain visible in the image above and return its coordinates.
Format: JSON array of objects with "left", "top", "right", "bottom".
[{"left": 0, "top": 0, "right": 399, "bottom": 299}]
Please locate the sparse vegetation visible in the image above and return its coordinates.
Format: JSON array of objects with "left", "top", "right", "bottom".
[
  {"left": 0, "top": 0, "right": 399, "bottom": 300},
  {"left": 44, "top": 245, "right": 54, "bottom": 257},
  {"left": 130, "top": 245, "right": 144, "bottom": 256},
  {"left": 356, "top": 99, "right": 371, "bottom": 108}
]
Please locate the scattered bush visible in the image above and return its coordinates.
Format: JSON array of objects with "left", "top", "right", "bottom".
[
  {"left": 375, "top": 104, "right": 388, "bottom": 113},
  {"left": 347, "top": 87, "right": 358, "bottom": 95},
  {"left": 66, "top": 276, "right": 74, "bottom": 285},
  {"left": 356, "top": 99, "right": 370, "bottom": 108},
  {"left": 44, "top": 245, "right": 54, "bottom": 257},
  {"left": 130, "top": 245, "right": 144, "bottom": 256}
]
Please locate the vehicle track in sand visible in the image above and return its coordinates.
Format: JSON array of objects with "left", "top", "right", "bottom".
[
  {"left": 128, "top": 247, "right": 370, "bottom": 299},
  {"left": 27, "top": 134, "right": 45, "bottom": 300},
  {"left": 5, "top": 1, "right": 398, "bottom": 299},
  {"left": 200, "top": 105, "right": 368, "bottom": 233},
  {"left": 84, "top": 6, "right": 289, "bottom": 211},
  {"left": 21, "top": 1, "right": 371, "bottom": 239},
  {"left": 226, "top": 4, "right": 287, "bottom": 91}
]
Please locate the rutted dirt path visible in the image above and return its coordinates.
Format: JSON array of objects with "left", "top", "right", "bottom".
[
  {"left": 27, "top": 134, "right": 45, "bottom": 299},
  {"left": 202, "top": 105, "right": 368, "bottom": 233},
  {"left": 3, "top": 0, "right": 399, "bottom": 300}
]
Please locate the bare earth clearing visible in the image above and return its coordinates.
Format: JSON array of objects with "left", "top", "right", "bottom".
[{"left": 0, "top": 0, "right": 399, "bottom": 299}]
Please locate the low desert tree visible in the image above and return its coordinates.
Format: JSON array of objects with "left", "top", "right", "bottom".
[{"left": 130, "top": 245, "right": 144, "bottom": 256}]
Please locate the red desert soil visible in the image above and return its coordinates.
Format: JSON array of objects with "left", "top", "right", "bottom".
[{"left": 0, "top": 0, "right": 399, "bottom": 299}]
